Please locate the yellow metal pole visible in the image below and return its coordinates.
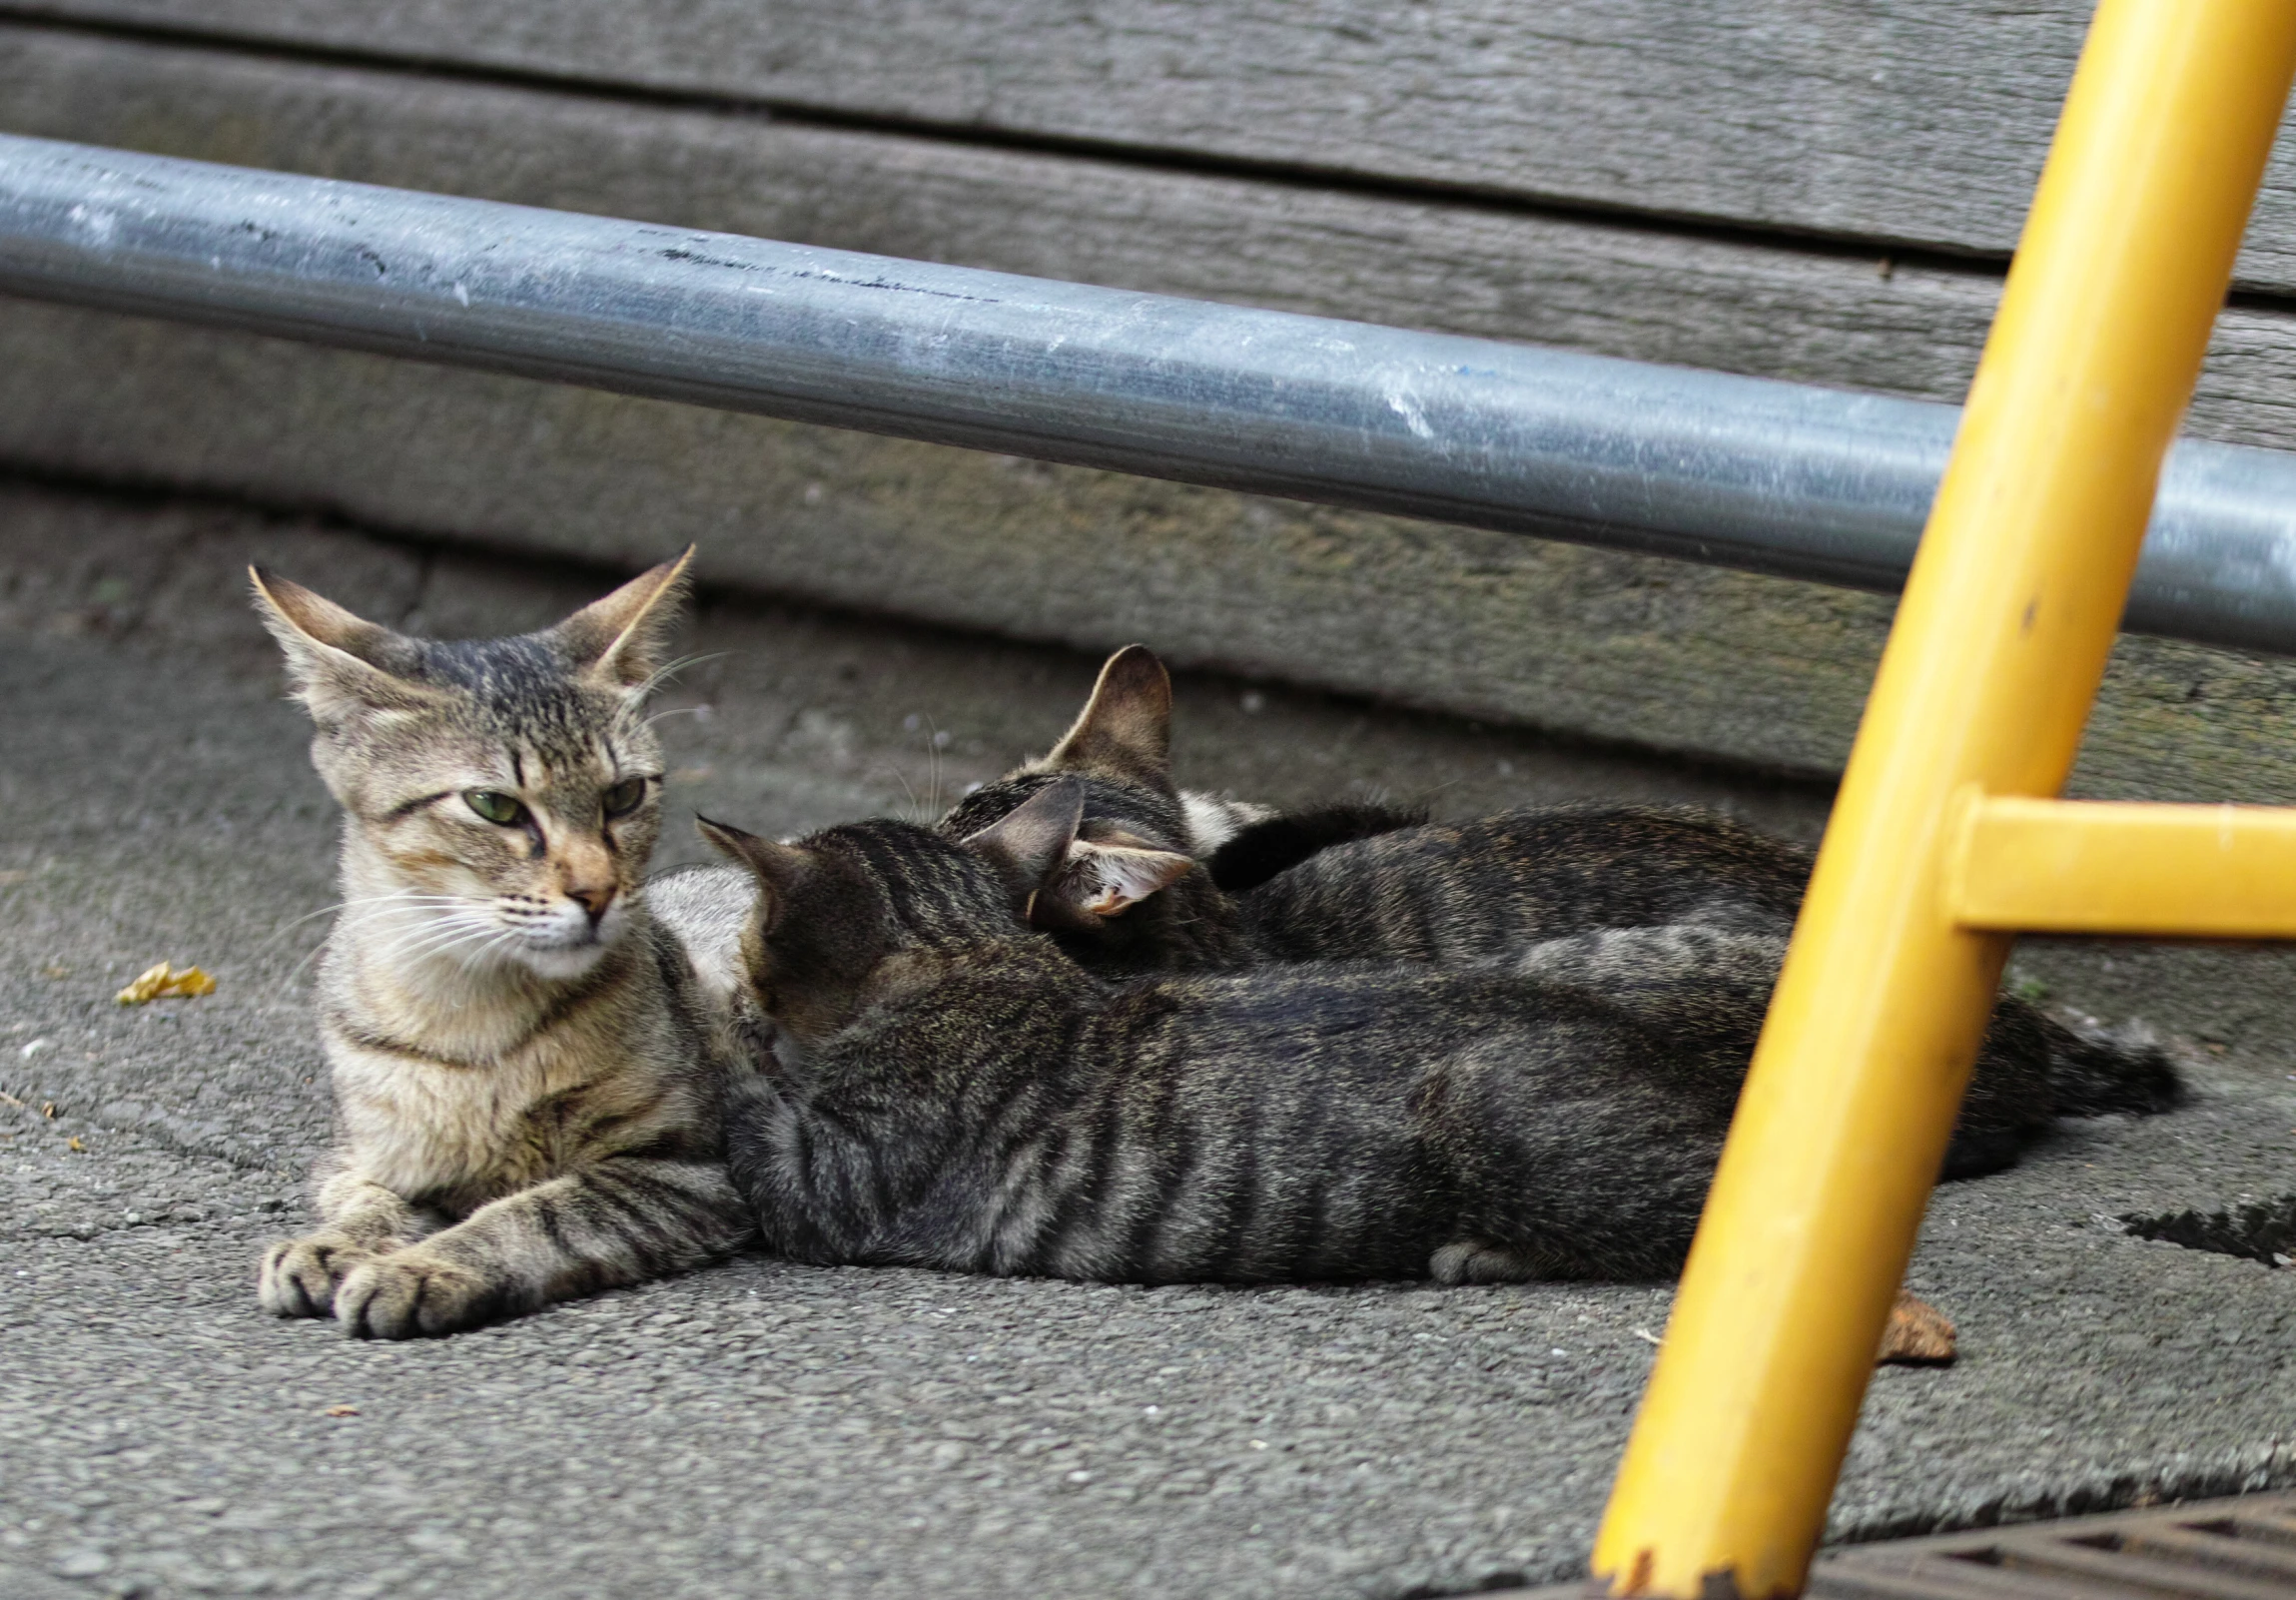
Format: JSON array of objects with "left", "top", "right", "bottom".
[
  {"left": 1591, "top": 6, "right": 2296, "bottom": 1597},
  {"left": 1948, "top": 797, "right": 2296, "bottom": 938}
]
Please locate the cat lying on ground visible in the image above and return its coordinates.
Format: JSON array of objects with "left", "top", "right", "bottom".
[
  {"left": 252, "top": 553, "right": 751, "bottom": 1338},
  {"left": 931, "top": 646, "right": 2181, "bottom": 1362},
  {"left": 937, "top": 646, "right": 2183, "bottom": 1177},
  {"left": 703, "top": 781, "right": 1803, "bottom": 1284}
]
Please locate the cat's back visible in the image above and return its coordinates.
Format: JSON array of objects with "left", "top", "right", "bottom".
[{"left": 1239, "top": 805, "right": 1811, "bottom": 962}]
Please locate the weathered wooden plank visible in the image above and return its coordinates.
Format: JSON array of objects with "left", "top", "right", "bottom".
[
  {"left": 24, "top": 0, "right": 2296, "bottom": 295},
  {"left": 6, "top": 25, "right": 2296, "bottom": 453},
  {"left": 7, "top": 29, "right": 2296, "bottom": 802}
]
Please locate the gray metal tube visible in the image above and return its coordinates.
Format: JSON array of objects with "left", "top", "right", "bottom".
[{"left": 2, "top": 133, "right": 2294, "bottom": 652}]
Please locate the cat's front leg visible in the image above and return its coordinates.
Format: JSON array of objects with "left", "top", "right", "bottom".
[
  {"left": 258, "top": 1166, "right": 424, "bottom": 1318},
  {"left": 333, "top": 1157, "right": 753, "bottom": 1338}
]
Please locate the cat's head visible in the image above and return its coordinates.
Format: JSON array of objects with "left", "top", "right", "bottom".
[
  {"left": 701, "top": 778, "right": 1160, "bottom": 1043},
  {"left": 935, "top": 646, "right": 1419, "bottom": 960},
  {"left": 252, "top": 552, "right": 694, "bottom": 982},
  {"left": 936, "top": 647, "right": 1220, "bottom": 949}
]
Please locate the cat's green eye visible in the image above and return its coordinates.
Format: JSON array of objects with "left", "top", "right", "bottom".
[
  {"left": 602, "top": 777, "right": 649, "bottom": 818},
  {"left": 462, "top": 789, "right": 526, "bottom": 826}
]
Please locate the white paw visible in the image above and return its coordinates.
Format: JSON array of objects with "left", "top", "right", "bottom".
[
  {"left": 1429, "top": 1238, "right": 1543, "bottom": 1285},
  {"left": 335, "top": 1250, "right": 497, "bottom": 1339},
  {"left": 258, "top": 1233, "right": 380, "bottom": 1318}
]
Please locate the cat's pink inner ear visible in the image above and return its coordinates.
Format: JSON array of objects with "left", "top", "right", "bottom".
[
  {"left": 1043, "top": 644, "right": 1171, "bottom": 780},
  {"left": 247, "top": 566, "right": 437, "bottom": 720},
  {"left": 1047, "top": 841, "right": 1194, "bottom": 921},
  {"left": 249, "top": 567, "right": 396, "bottom": 659},
  {"left": 557, "top": 547, "right": 696, "bottom": 690}
]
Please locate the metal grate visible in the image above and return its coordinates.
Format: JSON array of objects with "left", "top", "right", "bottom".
[
  {"left": 1809, "top": 1491, "right": 2296, "bottom": 1600},
  {"left": 1502, "top": 1492, "right": 2296, "bottom": 1600}
]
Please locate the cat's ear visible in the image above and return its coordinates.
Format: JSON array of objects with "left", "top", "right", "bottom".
[
  {"left": 961, "top": 778, "right": 1086, "bottom": 902},
  {"left": 249, "top": 567, "right": 443, "bottom": 725},
  {"left": 553, "top": 548, "right": 696, "bottom": 691},
  {"left": 1042, "top": 645, "right": 1171, "bottom": 782},
  {"left": 1032, "top": 839, "right": 1195, "bottom": 929},
  {"left": 696, "top": 816, "right": 806, "bottom": 932}
]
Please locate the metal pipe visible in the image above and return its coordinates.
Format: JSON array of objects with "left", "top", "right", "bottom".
[{"left": 3, "top": 131, "right": 2296, "bottom": 655}]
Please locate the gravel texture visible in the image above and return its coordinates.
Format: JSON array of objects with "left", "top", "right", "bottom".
[{"left": 3, "top": 483, "right": 2293, "bottom": 1600}]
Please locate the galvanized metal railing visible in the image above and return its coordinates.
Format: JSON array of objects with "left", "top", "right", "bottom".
[{"left": 9, "top": 131, "right": 2296, "bottom": 655}]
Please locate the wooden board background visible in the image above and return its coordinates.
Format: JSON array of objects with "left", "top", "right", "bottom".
[
  {"left": 23, "top": 0, "right": 2296, "bottom": 289},
  {"left": 5, "top": 8, "right": 2296, "bottom": 800}
]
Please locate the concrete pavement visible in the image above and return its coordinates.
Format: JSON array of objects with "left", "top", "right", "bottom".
[{"left": 4, "top": 480, "right": 2293, "bottom": 1600}]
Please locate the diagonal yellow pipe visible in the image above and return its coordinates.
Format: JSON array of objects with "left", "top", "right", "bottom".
[{"left": 1591, "top": 6, "right": 2296, "bottom": 1596}]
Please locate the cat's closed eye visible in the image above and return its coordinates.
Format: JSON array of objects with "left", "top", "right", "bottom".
[{"left": 462, "top": 788, "right": 526, "bottom": 826}]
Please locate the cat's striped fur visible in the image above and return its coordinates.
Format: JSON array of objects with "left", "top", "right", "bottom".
[
  {"left": 937, "top": 646, "right": 2183, "bottom": 1179},
  {"left": 703, "top": 785, "right": 1787, "bottom": 1284},
  {"left": 252, "top": 554, "right": 750, "bottom": 1338}
]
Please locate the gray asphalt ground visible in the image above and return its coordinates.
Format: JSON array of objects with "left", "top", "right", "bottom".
[{"left": 4, "top": 479, "right": 2295, "bottom": 1600}]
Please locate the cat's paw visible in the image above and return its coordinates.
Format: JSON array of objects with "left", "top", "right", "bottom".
[
  {"left": 335, "top": 1250, "right": 497, "bottom": 1339},
  {"left": 258, "top": 1233, "right": 380, "bottom": 1318},
  {"left": 1429, "top": 1238, "right": 1542, "bottom": 1285}
]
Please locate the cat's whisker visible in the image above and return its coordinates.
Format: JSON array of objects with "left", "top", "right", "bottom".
[
  {"left": 366, "top": 913, "right": 496, "bottom": 968},
  {"left": 873, "top": 762, "right": 925, "bottom": 824},
  {"left": 405, "top": 925, "right": 514, "bottom": 981},
  {"left": 255, "top": 892, "right": 466, "bottom": 953},
  {"left": 380, "top": 916, "right": 502, "bottom": 966},
  {"left": 625, "top": 650, "right": 730, "bottom": 707},
  {"left": 274, "top": 938, "right": 334, "bottom": 999}
]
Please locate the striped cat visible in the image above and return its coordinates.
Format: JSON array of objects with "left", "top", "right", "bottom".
[
  {"left": 252, "top": 553, "right": 750, "bottom": 1338},
  {"left": 937, "top": 646, "right": 2182, "bottom": 1180},
  {"left": 701, "top": 782, "right": 1794, "bottom": 1285}
]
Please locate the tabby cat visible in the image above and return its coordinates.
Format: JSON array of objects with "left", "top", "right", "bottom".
[
  {"left": 937, "top": 646, "right": 2181, "bottom": 1178},
  {"left": 253, "top": 553, "right": 751, "bottom": 1338},
  {"left": 703, "top": 781, "right": 1794, "bottom": 1284}
]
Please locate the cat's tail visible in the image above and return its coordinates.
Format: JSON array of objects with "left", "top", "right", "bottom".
[{"left": 2041, "top": 1014, "right": 2183, "bottom": 1117}]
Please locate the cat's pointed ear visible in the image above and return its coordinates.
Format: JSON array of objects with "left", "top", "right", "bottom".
[
  {"left": 1043, "top": 645, "right": 1171, "bottom": 782},
  {"left": 249, "top": 567, "right": 442, "bottom": 725},
  {"left": 1032, "top": 840, "right": 1195, "bottom": 929},
  {"left": 961, "top": 778, "right": 1085, "bottom": 902},
  {"left": 696, "top": 816, "right": 807, "bottom": 931},
  {"left": 553, "top": 548, "right": 695, "bottom": 691}
]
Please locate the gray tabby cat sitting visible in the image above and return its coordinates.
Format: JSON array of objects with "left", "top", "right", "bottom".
[
  {"left": 700, "top": 781, "right": 1790, "bottom": 1286},
  {"left": 938, "top": 645, "right": 2181, "bottom": 1181},
  {"left": 252, "top": 553, "right": 751, "bottom": 1338}
]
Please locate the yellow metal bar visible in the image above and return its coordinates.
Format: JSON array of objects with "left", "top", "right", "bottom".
[
  {"left": 1947, "top": 796, "right": 2296, "bottom": 938},
  {"left": 1591, "top": 7, "right": 2296, "bottom": 1598}
]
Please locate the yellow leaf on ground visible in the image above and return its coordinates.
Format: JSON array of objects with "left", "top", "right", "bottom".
[{"left": 115, "top": 962, "right": 218, "bottom": 1004}]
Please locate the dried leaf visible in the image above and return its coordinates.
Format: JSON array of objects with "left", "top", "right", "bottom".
[
  {"left": 1879, "top": 1292, "right": 1957, "bottom": 1365},
  {"left": 322, "top": 1405, "right": 360, "bottom": 1418},
  {"left": 66, "top": 1136, "right": 84, "bottom": 1153},
  {"left": 115, "top": 962, "right": 218, "bottom": 1005}
]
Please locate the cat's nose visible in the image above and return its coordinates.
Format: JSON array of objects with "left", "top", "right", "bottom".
[{"left": 566, "top": 883, "right": 617, "bottom": 924}]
